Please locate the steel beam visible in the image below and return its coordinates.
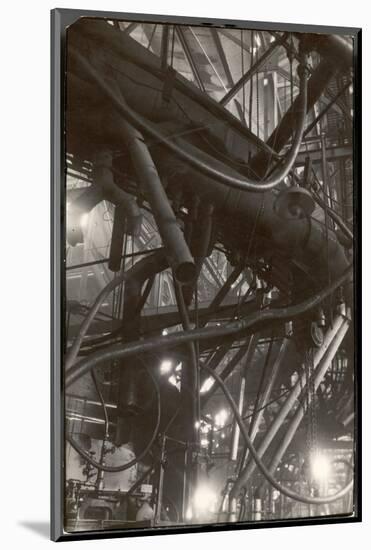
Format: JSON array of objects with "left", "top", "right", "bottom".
[{"left": 220, "top": 34, "right": 287, "bottom": 107}]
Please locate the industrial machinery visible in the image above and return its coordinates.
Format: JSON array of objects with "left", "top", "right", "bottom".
[{"left": 63, "top": 18, "right": 356, "bottom": 532}]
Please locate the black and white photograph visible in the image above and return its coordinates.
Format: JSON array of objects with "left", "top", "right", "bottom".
[{"left": 52, "top": 10, "right": 360, "bottom": 541}]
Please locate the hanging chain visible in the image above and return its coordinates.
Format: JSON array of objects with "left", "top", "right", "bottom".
[{"left": 305, "top": 348, "right": 318, "bottom": 486}]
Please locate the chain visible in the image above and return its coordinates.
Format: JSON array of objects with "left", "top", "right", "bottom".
[{"left": 305, "top": 349, "right": 318, "bottom": 485}]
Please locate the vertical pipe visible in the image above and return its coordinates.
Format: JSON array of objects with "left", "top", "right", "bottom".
[
  {"left": 155, "top": 435, "right": 167, "bottom": 524},
  {"left": 241, "top": 338, "right": 289, "bottom": 469},
  {"left": 230, "top": 375, "right": 246, "bottom": 461},
  {"left": 262, "top": 318, "right": 350, "bottom": 489},
  {"left": 108, "top": 203, "right": 127, "bottom": 272},
  {"left": 230, "top": 313, "right": 345, "bottom": 500}
]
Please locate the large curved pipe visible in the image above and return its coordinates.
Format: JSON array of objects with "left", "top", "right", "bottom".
[
  {"left": 200, "top": 364, "right": 353, "bottom": 505},
  {"left": 121, "top": 249, "right": 168, "bottom": 339},
  {"left": 69, "top": 48, "right": 309, "bottom": 193},
  {"left": 65, "top": 264, "right": 351, "bottom": 388},
  {"left": 67, "top": 362, "right": 161, "bottom": 473},
  {"left": 65, "top": 251, "right": 164, "bottom": 369},
  {"left": 257, "top": 317, "right": 350, "bottom": 497},
  {"left": 231, "top": 314, "right": 348, "bottom": 500}
]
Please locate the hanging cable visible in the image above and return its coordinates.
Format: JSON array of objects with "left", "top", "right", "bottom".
[
  {"left": 66, "top": 362, "right": 161, "bottom": 473},
  {"left": 200, "top": 364, "right": 353, "bottom": 505},
  {"left": 65, "top": 264, "right": 352, "bottom": 388},
  {"left": 70, "top": 48, "right": 309, "bottom": 193}
]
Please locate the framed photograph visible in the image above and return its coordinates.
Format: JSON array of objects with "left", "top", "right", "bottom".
[{"left": 51, "top": 8, "right": 361, "bottom": 542}]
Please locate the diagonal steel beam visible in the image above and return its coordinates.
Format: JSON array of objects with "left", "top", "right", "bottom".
[
  {"left": 210, "top": 28, "right": 246, "bottom": 123},
  {"left": 220, "top": 33, "right": 288, "bottom": 106},
  {"left": 176, "top": 27, "right": 206, "bottom": 92}
]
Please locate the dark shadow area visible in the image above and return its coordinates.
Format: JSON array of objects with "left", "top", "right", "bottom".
[{"left": 18, "top": 521, "right": 49, "bottom": 539}]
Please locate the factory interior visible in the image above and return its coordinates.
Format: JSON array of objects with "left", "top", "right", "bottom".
[{"left": 63, "top": 17, "right": 356, "bottom": 532}]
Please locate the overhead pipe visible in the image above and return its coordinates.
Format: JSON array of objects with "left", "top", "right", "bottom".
[
  {"left": 111, "top": 99, "right": 196, "bottom": 285},
  {"left": 67, "top": 18, "right": 286, "bottom": 159},
  {"left": 68, "top": 47, "right": 351, "bottom": 302},
  {"left": 229, "top": 312, "right": 347, "bottom": 500},
  {"left": 65, "top": 265, "right": 351, "bottom": 388},
  {"left": 152, "top": 130, "right": 351, "bottom": 301},
  {"left": 70, "top": 47, "right": 309, "bottom": 193}
]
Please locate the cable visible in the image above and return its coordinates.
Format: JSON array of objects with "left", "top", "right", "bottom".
[
  {"left": 65, "top": 269, "right": 129, "bottom": 370},
  {"left": 66, "top": 364, "right": 161, "bottom": 473},
  {"left": 70, "top": 48, "right": 309, "bottom": 193},
  {"left": 65, "top": 265, "right": 352, "bottom": 389},
  {"left": 200, "top": 363, "right": 353, "bottom": 505},
  {"left": 65, "top": 250, "right": 165, "bottom": 369},
  {"left": 91, "top": 370, "right": 109, "bottom": 439}
]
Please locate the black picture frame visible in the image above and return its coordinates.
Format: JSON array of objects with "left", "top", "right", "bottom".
[{"left": 51, "top": 8, "right": 362, "bottom": 542}]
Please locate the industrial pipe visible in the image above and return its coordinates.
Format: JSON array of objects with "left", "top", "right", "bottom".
[
  {"left": 66, "top": 361, "right": 161, "bottom": 473},
  {"left": 240, "top": 338, "right": 289, "bottom": 470},
  {"left": 199, "top": 364, "right": 353, "bottom": 506},
  {"left": 259, "top": 316, "right": 350, "bottom": 495},
  {"left": 65, "top": 250, "right": 164, "bottom": 369},
  {"left": 249, "top": 57, "right": 336, "bottom": 176},
  {"left": 230, "top": 313, "right": 346, "bottom": 500},
  {"left": 65, "top": 265, "right": 351, "bottom": 388},
  {"left": 114, "top": 109, "right": 196, "bottom": 284},
  {"left": 70, "top": 48, "right": 309, "bottom": 193},
  {"left": 121, "top": 250, "right": 168, "bottom": 339}
]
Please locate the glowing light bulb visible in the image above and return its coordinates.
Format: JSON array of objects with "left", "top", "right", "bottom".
[
  {"left": 160, "top": 359, "right": 172, "bottom": 374},
  {"left": 80, "top": 213, "right": 89, "bottom": 228},
  {"left": 193, "top": 484, "right": 217, "bottom": 514},
  {"left": 311, "top": 452, "right": 331, "bottom": 482}
]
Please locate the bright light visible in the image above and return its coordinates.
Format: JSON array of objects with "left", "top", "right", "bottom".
[
  {"left": 168, "top": 375, "right": 180, "bottom": 388},
  {"left": 215, "top": 409, "right": 228, "bottom": 428},
  {"left": 200, "top": 438, "right": 208, "bottom": 447},
  {"left": 311, "top": 452, "right": 331, "bottom": 482},
  {"left": 80, "top": 213, "right": 89, "bottom": 228},
  {"left": 160, "top": 359, "right": 172, "bottom": 374},
  {"left": 200, "top": 377, "right": 214, "bottom": 393},
  {"left": 193, "top": 484, "right": 217, "bottom": 514},
  {"left": 162, "top": 329, "right": 168, "bottom": 335},
  {"left": 255, "top": 34, "right": 261, "bottom": 47},
  {"left": 195, "top": 421, "right": 200, "bottom": 429},
  {"left": 185, "top": 506, "right": 193, "bottom": 521}
]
